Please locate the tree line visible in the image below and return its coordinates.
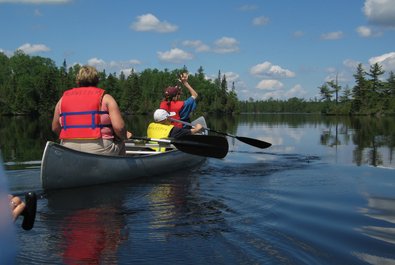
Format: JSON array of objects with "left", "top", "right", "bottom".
[
  {"left": 239, "top": 63, "right": 395, "bottom": 115},
  {"left": 0, "top": 51, "right": 239, "bottom": 116},
  {"left": 1, "top": 51, "right": 394, "bottom": 117}
]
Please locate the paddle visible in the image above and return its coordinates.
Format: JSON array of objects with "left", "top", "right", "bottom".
[
  {"left": 21, "top": 192, "right": 37, "bottom": 230},
  {"left": 11, "top": 192, "right": 37, "bottom": 230},
  {"left": 170, "top": 118, "right": 272, "bottom": 149},
  {"left": 130, "top": 134, "right": 229, "bottom": 159}
]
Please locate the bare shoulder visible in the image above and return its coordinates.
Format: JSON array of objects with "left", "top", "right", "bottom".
[
  {"left": 103, "top": 94, "right": 120, "bottom": 109},
  {"left": 103, "top": 94, "right": 115, "bottom": 101}
]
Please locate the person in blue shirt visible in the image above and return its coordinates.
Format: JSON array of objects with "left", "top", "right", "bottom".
[{"left": 159, "top": 72, "right": 198, "bottom": 128}]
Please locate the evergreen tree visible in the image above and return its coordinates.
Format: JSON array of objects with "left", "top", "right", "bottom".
[
  {"left": 319, "top": 83, "right": 332, "bottom": 102},
  {"left": 366, "top": 63, "right": 385, "bottom": 114},
  {"left": 327, "top": 74, "right": 341, "bottom": 105},
  {"left": 351, "top": 64, "right": 368, "bottom": 114},
  {"left": 385, "top": 71, "right": 395, "bottom": 113}
]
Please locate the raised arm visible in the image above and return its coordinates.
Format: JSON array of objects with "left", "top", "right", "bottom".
[{"left": 179, "top": 72, "right": 198, "bottom": 99}]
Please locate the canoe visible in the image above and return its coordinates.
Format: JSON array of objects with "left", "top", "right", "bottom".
[
  {"left": 39, "top": 117, "right": 229, "bottom": 190},
  {"left": 40, "top": 140, "right": 207, "bottom": 190}
]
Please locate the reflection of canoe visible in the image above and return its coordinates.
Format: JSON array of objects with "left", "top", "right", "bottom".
[
  {"left": 40, "top": 141, "right": 206, "bottom": 190},
  {"left": 41, "top": 117, "right": 211, "bottom": 190}
]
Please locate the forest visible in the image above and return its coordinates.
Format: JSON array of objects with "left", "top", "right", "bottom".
[
  {"left": 239, "top": 63, "right": 395, "bottom": 116},
  {"left": 0, "top": 51, "right": 238, "bottom": 116},
  {"left": 0, "top": 51, "right": 394, "bottom": 116}
]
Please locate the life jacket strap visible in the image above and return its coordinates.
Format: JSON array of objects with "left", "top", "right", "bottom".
[{"left": 60, "top": 110, "right": 110, "bottom": 130}]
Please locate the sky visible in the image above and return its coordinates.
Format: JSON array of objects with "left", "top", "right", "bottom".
[{"left": 0, "top": 0, "right": 394, "bottom": 101}]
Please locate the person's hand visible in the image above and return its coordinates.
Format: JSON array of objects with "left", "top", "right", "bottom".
[
  {"left": 195, "top": 123, "right": 203, "bottom": 131},
  {"left": 191, "top": 123, "right": 204, "bottom": 134},
  {"left": 178, "top": 72, "right": 189, "bottom": 83},
  {"left": 8, "top": 195, "right": 26, "bottom": 221}
]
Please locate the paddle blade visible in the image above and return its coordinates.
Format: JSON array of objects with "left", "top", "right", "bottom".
[
  {"left": 21, "top": 192, "right": 37, "bottom": 230},
  {"left": 174, "top": 135, "right": 229, "bottom": 159},
  {"left": 236, "top": 136, "right": 272, "bottom": 149}
]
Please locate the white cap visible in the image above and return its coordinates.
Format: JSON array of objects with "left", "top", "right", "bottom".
[{"left": 153, "top": 109, "right": 176, "bottom": 122}]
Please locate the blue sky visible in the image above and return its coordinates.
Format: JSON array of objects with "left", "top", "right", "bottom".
[{"left": 1, "top": 0, "right": 394, "bottom": 101}]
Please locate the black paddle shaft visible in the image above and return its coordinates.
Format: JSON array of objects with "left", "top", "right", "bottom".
[
  {"left": 207, "top": 129, "right": 272, "bottom": 149},
  {"left": 170, "top": 118, "right": 272, "bottom": 149}
]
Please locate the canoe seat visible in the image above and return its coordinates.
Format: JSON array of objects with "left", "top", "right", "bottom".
[{"left": 124, "top": 142, "right": 176, "bottom": 156}]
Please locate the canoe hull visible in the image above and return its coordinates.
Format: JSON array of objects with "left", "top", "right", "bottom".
[{"left": 40, "top": 141, "right": 206, "bottom": 190}]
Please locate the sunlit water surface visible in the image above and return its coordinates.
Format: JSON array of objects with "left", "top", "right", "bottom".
[{"left": 5, "top": 115, "right": 395, "bottom": 264}]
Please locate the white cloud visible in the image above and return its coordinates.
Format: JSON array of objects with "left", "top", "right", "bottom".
[
  {"left": 250, "top": 61, "right": 295, "bottom": 78},
  {"left": 0, "top": 0, "right": 70, "bottom": 3},
  {"left": 119, "top": 68, "right": 135, "bottom": 77},
  {"left": 343, "top": 59, "right": 361, "bottom": 69},
  {"left": 357, "top": 26, "right": 373, "bottom": 37},
  {"left": 223, "top": 72, "right": 240, "bottom": 83},
  {"left": 284, "top": 84, "right": 307, "bottom": 98},
  {"left": 252, "top": 16, "right": 270, "bottom": 26},
  {"left": 261, "top": 90, "right": 284, "bottom": 100},
  {"left": 213, "top": 37, "right": 239, "bottom": 53},
  {"left": 320, "top": 31, "right": 343, "bottom": 40},
  {"left": 324, "top": 71, "right": 350, "bottom": 83},
  {"left": 86, "top": 57, "right": 141, "bottom": 73},
  {"left": 256, "top": 79, "right": 284, "bottom": 90},
  {"left": 363, "top": 0, "right": 395, "bottom": 27},
  {"left": 130, "top": 13, "right": 178, "bottom": 33},
  {"left": 0, "top": 48, "right": 13, "bottom": 57},
  {"left": 17, "top": 43, "right": 50, "bottom": 54},
  {"left": 182, "top": 37, "right": 239, "bottom": 54},
  {"left": 87, "top": 57, "right": 106, "bottom": 68},
  {"left": 157, "top": 48, "right": 193, "bottom": 63},
  {"left": 182, "top": 40, "right": 210, "bottom": 52},
  {"left": 356, "top": 25, "right": 382, "bottom": 37},
  {"left": 254, "top": 83, "right": 307, "bottom": 100},
  {"left": 109, "top": 59, "right": 141, "bottom": 68},
  {"left": 369, "top": 52, "right": 395, "bottom": 72}
]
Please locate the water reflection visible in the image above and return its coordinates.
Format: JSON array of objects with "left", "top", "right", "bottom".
[
  {"left": 42, "top": 184, "right": 128, "bottom": 264},
  {"left": 356, "top": 194, "right": 395, "bottom": 264},
  {"left": 317, "top": 116, "right": 394, "bottom": 167},
  {"left": 146, "top": 171, "right": 230, "bottom": 240},
  {"left": 360, "top": 196, "right": 395, "bottom": 244},
  {"left": 1, "top": 114, "right": 394, "bottom": 167}
]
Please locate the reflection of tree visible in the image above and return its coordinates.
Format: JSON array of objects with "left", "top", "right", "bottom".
[
  {"left": 3, "top": 114, "right": 394, "bottom": 168},
  {"left": 0, "top": 116, "right": 54, "bottom": 163},
  {"left": 351, "top": 117, "right": 393, "bottom": 166},
  {"left": 320, "top": 116, "right": 351, "bottom": 148},
  {"left": 318, "top": 116, "right": 394, "bottom": 167}
]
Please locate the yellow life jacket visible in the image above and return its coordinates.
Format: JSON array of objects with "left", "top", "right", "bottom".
[{"left": 147, "top": 123, "right": 174, "bottom": 152}]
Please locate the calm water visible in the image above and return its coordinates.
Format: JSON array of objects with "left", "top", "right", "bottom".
[{"left": 2, "top": 114, "right": 395, "bottom": 264}]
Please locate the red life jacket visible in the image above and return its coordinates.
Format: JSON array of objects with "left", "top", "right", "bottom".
[
  {"left": 159, "top": 100, "right": 184, "bottom": 128},
  {"left": 59, "top": 87, "right": 110, "bottom": 139}
]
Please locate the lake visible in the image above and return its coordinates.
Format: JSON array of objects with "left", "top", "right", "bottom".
[{"left": 2, "top": 114, "right": 395, "bottom": 264}]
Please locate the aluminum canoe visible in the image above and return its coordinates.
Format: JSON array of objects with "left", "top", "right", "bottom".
[{"left": 40, "top": 141, "right": 206, "bottom": 190}]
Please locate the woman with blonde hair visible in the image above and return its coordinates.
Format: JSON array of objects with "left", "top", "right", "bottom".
[{"left": 52, "top": 65, "right": 132, "bottom": 155}]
